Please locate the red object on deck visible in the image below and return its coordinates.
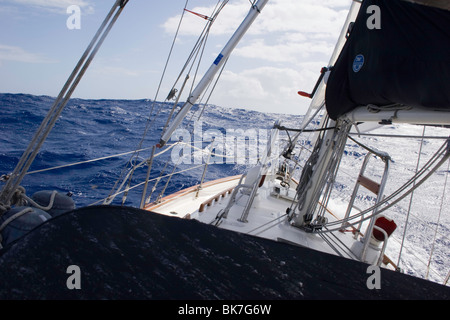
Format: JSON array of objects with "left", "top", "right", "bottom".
[{"left": 372, "top": 216, "right": 397, "bottom": 241}]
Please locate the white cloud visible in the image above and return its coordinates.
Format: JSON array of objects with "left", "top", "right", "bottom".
[
  {"left": 160, "top": 0, "right": 353, "bottom": 114},
  {"left": 234, "top": 37, "right": 334, "bottom": 64},
  {"left": 162, "top": 0, "right": 349, "bottom": 67},
  {"left": 0, "top": 44, "right": 55, "bottom": 64},
  {"left": 163, "top": 0, "right": 350, "bottom": 37},
  {"left": 254, "top": 0, "right": 347, "bottom": 35},
  {"left": 91, "top": 66, "right": 141, "bottom": 77},
  {"left": 212, "top": 65, "right": 321, "bottom": 114},
  {"left": 162, "top": 1, "right": 249, "bottom": 37},
  {"left": 7, "top": 0, "right": 95, "bottom": 14}
]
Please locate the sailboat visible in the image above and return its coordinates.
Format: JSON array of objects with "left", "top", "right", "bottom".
[{"left": 0, "top": 0, "right": 449, "bottom": 300}]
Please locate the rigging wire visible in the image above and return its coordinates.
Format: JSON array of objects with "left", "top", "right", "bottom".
[
  {"left": 277, "top": 125, "right": 449, "bottom": 281},
  {"left": 313, "top": 137, "right": 450, "bottom": 233},
  {"left": 0, "top": 0, "right": 129, "bottom": 210},
  {"left": 183, "top": 0, "right": 229, "bottom": 102},
  {"left": 103, "top": 143, "right": 179, "bottom": 205},
  {"left": 426, "top": 155, "right": 450, "bottom": 280},
  {"left": 169, "top": 0, "right": 225, "bottom": 95},
  {"left": 397, "top": 126, "right": 426, "bottom": 268},
  {"left": 144, "top": 0, "right": 230, "bottom": 203},
  {"left": 92, "top": 164, "right": 205, "bottom": 207},
  {"left": 189, "top": 56, "right": 229, "bottom": 122},
  {"left": 25, "top": 146, "right": 156, "bottom": 175},
  {"left": 107, "top": 1, "right": 229, "bottom": 204},
  {"left": 106, "top": 0, "right": 190, "bottom": 203},
  {"left": 154, "top": 0, "right": 190, "bottom": 109},
  {"left": 348, "top": 132, "right": 450, "bottom": 140}
]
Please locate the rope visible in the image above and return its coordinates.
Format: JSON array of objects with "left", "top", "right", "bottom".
[
  {"left": 0, "top": 208, "right": 33, "bottom": 233},
  {"left": 118, "top": 0, "right": 231, "bottom": 206},
  {"left": 165, "top": 0, "right": 228, "bottom": 108},
  {"left": 0, "top": 189, "right": 56, "bottom": 248},
  {"left": 22, "top": 191, "right": 58, "bottom": 212},
  {"left": 0, "top": 207, "right": 34, "bottom": 249},
  {"left": 0, "top": 186, "right": 25, "bottom": 215}
]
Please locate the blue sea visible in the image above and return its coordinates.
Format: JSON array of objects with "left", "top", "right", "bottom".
[{"left": 0, "top": 93, "right": 303, "bottom": 209}]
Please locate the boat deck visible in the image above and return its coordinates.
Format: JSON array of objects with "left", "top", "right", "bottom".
[
  {"left": 145, "top": 175, "right": 241, "bottom": 219},
  {"left": 145, "top": 174, "right": 392, "bottom": 268}
]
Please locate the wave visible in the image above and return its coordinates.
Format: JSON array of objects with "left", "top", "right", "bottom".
[{"left": 0, "top": 93, "right": 296, "bottom": 207}]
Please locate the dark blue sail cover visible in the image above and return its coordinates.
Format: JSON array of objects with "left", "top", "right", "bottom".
[{"left": 325, "top": 0, "right": 450, "bottom": 120}]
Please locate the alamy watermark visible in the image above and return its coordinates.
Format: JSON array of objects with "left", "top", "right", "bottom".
[
  {"left": 366, "top": 265, "right": 381, "bottom": 290},
  {"left": 169, "top": 121, "right": 282, "bottom": 166},
  {"left": 67, "top": 5, "right": 81, "bottom": 30},
  {"left": 366, "top": 5, "right": 381, "bottom": 30},
  {"left": 66, "top": 265, "right": 81, "bottom": 290}
]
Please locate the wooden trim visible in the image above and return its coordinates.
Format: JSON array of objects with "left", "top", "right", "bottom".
[
  {"left": 199, "top": 187, "right": 235, "bottom": 212},
  {"left": 357, "top": 174, "right": 380, "bottom": 195},
  {"left": 144, "top": 175, "right": 242, "bottom": 211}
]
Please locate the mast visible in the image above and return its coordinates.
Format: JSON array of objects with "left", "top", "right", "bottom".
[
  {"left": 158, "top": 0, "right": 270, "bottom": 148},
  {"left": 290, "top": 1, "right": 362, "bottom": 227}
]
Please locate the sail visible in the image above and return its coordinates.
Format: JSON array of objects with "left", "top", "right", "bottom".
[
  {"left": 402, "top": 0, "right": 449, "bottom": 11},
  {"left": 299, "top": 1, "right": 361, "bottom": 130},
  {"left": 325, "top": 0, "right": 450, "bottom": 121}
]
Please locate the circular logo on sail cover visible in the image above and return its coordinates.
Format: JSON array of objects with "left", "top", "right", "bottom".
[{"left": 352, "top": 54, "right": 365, "bottom": 73}]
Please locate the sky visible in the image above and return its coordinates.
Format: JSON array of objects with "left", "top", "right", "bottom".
[{"left": 0, "top": 0, "right": 352, "bottom": 115}]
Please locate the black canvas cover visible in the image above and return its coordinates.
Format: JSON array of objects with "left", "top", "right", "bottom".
[
  {"left": 0, "top": 205, "right": 449, "bottom": 299},
  {"left": 325, "top": 0, "right": 450, "bottom": 120}
]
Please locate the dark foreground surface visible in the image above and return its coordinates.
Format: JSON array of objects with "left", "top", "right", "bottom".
[{"left": 0, "top": 205, "right": 448, "bottom": 300}]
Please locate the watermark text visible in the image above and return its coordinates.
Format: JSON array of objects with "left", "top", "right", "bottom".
[
  {"left": 67, "top": 5, "right": 81, "bottom": 30},
  {"left": 170, "top": 121, "right": 281, "bottom": 166}
]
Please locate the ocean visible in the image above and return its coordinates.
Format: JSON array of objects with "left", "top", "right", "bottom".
[
  {"left": 0, "top": 92, "right": 449, "bottom": 290},
  {"left": 0, "top": 93, "right": 302, "bottom": 209}
]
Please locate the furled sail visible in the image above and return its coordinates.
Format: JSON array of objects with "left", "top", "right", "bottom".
[
  {"left": 402, "top": 0, "right": 449, "bottom": 11},
  {"left": 325, "top": 0, "right": 450, "bottom": 120},
  {"left": 298, "top": 1, "right": 361, "bottom": 130}
]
